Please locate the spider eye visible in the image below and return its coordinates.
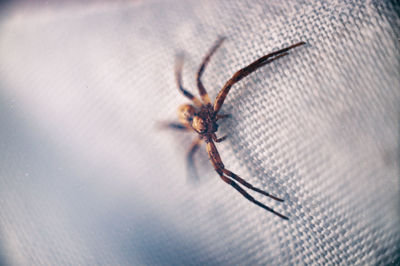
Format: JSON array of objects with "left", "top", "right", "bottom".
[{"left": 178, "top": 104, "right": 195, "bottom": 126}]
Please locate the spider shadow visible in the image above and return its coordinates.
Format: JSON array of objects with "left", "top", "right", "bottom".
[{"left": 167, "top": 129, "right": 215, "bottom": 185}]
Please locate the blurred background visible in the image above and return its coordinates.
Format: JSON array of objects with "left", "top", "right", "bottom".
[{"left": 0, "top": 0, "right": 399, "bottom": 265}]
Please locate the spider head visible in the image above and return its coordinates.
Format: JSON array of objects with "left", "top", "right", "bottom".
[
  {"left": 178, "top": 104, "right": 195, "bottom": 127},
  {"left": 192, "top": 116, "right": 206, "bottom": 133}
]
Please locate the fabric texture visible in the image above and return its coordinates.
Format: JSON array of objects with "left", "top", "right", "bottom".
[{"left": 0, "top": 0, "right": 399, "bottom": 265}]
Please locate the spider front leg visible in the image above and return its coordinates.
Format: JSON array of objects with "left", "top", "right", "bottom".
[
  {"left": 175, "top": 54, "right": 202, "bottom": 107},
  {"left": 206, "top": 140, "right": 288, "bottom": 219},
  {"left": 197, "top": 37, "right": 226, "bottom": 105},
  {"left": 214, "top": 41, "right": 305, "bottom": 114}
]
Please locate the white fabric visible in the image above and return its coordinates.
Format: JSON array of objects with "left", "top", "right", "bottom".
[{"left": 0, "top": 0, "right": 399, "bottom": 265}]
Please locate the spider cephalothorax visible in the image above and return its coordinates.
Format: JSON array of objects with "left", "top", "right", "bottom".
[
  {"left": 165, "top": 37, "right": 305, "bottom": 219},
  {"left": 179, "top": 103, "right": 219, "bottom": 136}
]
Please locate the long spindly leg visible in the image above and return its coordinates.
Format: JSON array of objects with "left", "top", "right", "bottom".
[
  {"left": 222, "top": 169, "right": 284, "bottom": 202},
  {"left": 197, "top": 37, "right": 226, "bottom": 105},
  {"left": 214, "top": 41, "right": 306, "bottom": 114},
  {"left": 187, "top": 137, "right": 203, "bottom": 180},
  {"left": 206, "top": 141, "right": 288, "bottom": 219},
  {"left": 175, "top": 55, "right": 202, "bottom": 107},
  {"left": 219, "top": 175, "right": 288, "bottom": 219}
]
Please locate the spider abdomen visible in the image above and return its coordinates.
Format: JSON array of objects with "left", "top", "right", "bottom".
[{"left": 177, "top": 104, "right": 195, "bottom": 127}]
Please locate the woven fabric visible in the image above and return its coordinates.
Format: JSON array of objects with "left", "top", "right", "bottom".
[{"left": 0, "top": 0, "right": 399, "bottom": 265}]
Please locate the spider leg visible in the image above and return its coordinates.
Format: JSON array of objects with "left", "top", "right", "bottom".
[
  {"left": 187, "top": 137, "right": 203, "bottom": 180},
  {"left": 175, "top": 54, "right": 202, "bottom": 107},
  {"left": 212, "top": 134, "right": 227, "bottom": 143},
  {"left": 219, "top": 175, "right": 288, "bottom": 220},
  {"left": 206, "top": 140, "right": 288, "bottom": 219},
  {"left": 222, "top": 169, "right": 284, "bottom": 202},
  {"left": 158, "top": 122, "right": 189, "bottom": 131},
  {"left": 216, "top": 114, "right": 231, "bottom": 121},
  {"left": 214, "top": 41, "right": 306, "bottom": 114},
  {"left": 197, "top": 37, "right": 226, "bottom": 105}
]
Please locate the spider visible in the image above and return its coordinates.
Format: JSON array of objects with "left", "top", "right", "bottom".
[{"left": 164, "top": 37, "right": 305, "bottom": 219}]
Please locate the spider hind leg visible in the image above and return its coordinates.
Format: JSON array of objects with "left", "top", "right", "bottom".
[
  {"left": 206, "top": 141, "right": 288, "bottom": 219},
  {"left": 219, "top": 175, "right": 289, "bottom": 220},
  {"left": 222, "top": 169, "right": 284, "bottom": 202}
]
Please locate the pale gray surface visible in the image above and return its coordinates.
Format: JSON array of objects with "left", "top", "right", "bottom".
[{"left": 0, "top": 0, "right": 399, "bottom": 265}]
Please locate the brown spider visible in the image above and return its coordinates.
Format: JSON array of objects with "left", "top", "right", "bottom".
[{"left": 164, "top": 37, "right": 305, "bottom": 219}]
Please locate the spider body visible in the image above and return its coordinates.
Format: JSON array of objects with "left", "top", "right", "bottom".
[
  {"left": 179, "top": 103, "right": 218, "bottom": 136},
  {"left": 166, "top": 37, "right": 305, "bottom": 219}
]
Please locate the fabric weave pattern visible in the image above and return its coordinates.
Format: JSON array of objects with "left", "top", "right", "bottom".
[{"left": 0, "top": 0, "right": 399, "bottom": 265}]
